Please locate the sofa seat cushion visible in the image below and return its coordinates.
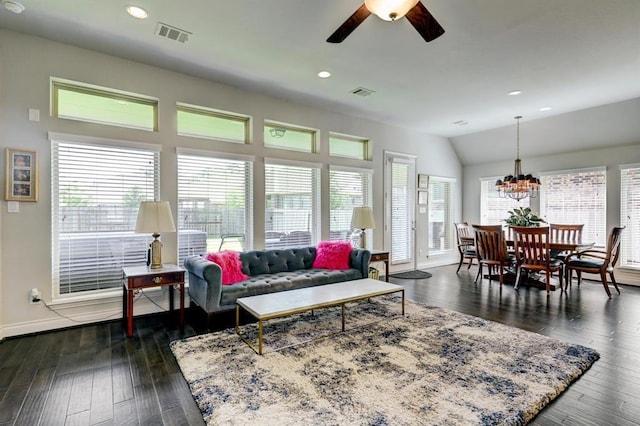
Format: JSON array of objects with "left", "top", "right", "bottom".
[{"left": 219, "top": 268, "right": 364, "bottom": 307}]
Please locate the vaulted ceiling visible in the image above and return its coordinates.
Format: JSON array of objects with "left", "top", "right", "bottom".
[{"left": 1, "top": 0, "right": 639, "bottom": 164}]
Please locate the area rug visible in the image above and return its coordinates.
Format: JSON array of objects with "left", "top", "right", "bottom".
[
  {"left": 389, "top": 269, "right": 432, "bottom": 279},
  {"left": 170, "top": 297, "right": 598, "bottom": 425}
]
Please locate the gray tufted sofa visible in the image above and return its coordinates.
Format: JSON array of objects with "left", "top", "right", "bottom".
[{"left": 184, "top": 246, "right": 371, "bottom": 329}]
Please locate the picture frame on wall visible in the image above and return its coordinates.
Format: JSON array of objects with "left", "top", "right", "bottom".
[
  {"left": 418, "top": 173, "right": 428, "bottom": 189},
  {"left": 417, "top": 190, "right": 428, "bottom": 205},
  {"left": 5, "top": 148, "right": 38, "bottom": 202}
]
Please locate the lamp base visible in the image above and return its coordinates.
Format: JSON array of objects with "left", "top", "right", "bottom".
[{"left": 149, "top": 234, "right": 163, "bottom": 269}]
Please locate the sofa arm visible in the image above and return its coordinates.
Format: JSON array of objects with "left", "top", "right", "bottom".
[
  {"left": 184, "top": 255, "right": 223, "bottom": 313},
  {"left": 350, "top": 249, "right": 371, "bottom": 278}
]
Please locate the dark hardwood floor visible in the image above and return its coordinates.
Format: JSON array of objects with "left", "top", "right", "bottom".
[{"left": 1, "top": 264, "right": 640, "bottom": 425}]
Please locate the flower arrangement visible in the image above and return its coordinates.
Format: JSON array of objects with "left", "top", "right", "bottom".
[{"left": 504, "top": 207, "right": 546, "bottom": 227}]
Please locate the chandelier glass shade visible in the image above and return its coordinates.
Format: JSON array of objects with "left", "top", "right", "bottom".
[{"left": 495, "top": 116, "right": 541, "bottom": 201}]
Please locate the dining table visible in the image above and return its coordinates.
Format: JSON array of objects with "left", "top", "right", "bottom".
[{"left": 462, "top": 233, "right": 594, "bottom": 291}]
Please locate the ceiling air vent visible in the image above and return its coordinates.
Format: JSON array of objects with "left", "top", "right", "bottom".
[
  {"left": 155, "top": 22, "right": 191, "bottom": 43},
  {"left": 350, "top": 87, "right": 375, "bottom": 97}
]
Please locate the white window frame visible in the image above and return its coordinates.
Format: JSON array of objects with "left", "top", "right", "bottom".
[
  {"left": 50, "top": 132, "right": 160, "bottom": 299},
  {"left": 264, "top": 158, "right": 321, "bottom": 249},
  {"left": 329, "top": 133, "right": 371, "bottom": 160},
  {"left": 176, "top": 103, "right": 250, "bottom": 144},
  {"left": 329, "top": 165, "right": 373, "bottom": 242},
  {"left": 177, "top": 148, "right": 254, "bottom": 260},
  {"left": 51, "top": 78, "right": 158, "bottom": 131},
  {"left": 427, "top": 176, "right": 456, "bottom": 255},
  {"left": 264, "top": 120, "right": 317, "bottom": 153},
  {"left": 540, "top": 166, "right": 607, "bottom": 247},
  {"left": 480, "top": 176, "right": 530, "bottom": 225},
  {"left": 620, "top": 164, "right": 640, "bottom": 270}
]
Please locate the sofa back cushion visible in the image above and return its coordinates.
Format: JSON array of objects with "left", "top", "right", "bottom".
[{"left": 240, "top": 247, "right": 316, "bottom": 276}]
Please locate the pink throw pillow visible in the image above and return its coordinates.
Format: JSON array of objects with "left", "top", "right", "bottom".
[
  {"left": 205, "top": 251, "right": 248, "bottom": 285},
  {"left": 312, "top": 241, "right": 353, "bottom": 270}
]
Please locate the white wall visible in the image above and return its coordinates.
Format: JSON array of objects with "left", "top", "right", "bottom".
[{"left": 0, "top": 30, "right": 461, "bottom": 338}]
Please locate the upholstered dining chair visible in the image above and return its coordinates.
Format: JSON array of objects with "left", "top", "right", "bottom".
[
  {"left": 455, "top": 222, "right": 476, "bottom": 273},
  {"left": 472, "top": 225, "right": 514, "bottom": 286},
  {"left": 511, "top": 226, "right": 564, "bottom": 294},
  {"left": 564, "top": 226, "right": 625, "bottom": 298}
]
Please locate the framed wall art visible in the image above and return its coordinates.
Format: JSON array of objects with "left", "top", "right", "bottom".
[
  {"left": 417, "top": 190, "right": 428, "bottom": 205},
  {"left": 5, "top": 148, "right": 38, "bottom": 202},
  {"left": 418, "top": 173, "right": 429, "bottom": 189}
]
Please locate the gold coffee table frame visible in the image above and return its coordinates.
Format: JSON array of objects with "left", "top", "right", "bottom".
[{"left": 235, "top": 279, "right": 405, "bottom": 355}]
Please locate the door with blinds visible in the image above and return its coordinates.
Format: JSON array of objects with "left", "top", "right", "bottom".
[{"left": 384, "top": 152, "right": 416, "bottom": 269}]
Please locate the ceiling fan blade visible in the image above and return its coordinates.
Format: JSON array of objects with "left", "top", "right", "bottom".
[
  {"left": 326, "top": 4, "right": 372, "bottom": 43},
  {"left": 405, "top": 1, "right": 445, "bottom": 43}
]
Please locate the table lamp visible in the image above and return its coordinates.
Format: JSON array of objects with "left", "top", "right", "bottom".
[
  {"left": 135, "top": 201, "right": 176, "bottom": 269},
  {"left": 351, "top": 206, "right": 376, "bottom": 249}
]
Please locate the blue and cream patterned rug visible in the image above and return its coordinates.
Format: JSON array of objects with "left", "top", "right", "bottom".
[{"left": 170, "top": 296, "right": 598, "bottom": 425}]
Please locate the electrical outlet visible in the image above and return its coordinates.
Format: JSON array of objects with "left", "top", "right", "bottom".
[{"left": 29, "top": 288, "right": 41, "bottom": 304}]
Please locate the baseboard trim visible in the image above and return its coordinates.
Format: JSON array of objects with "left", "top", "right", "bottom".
[{"left": 1, "top": 296, "right": 187, "bottom": 339}]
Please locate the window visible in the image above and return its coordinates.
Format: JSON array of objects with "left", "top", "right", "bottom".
[
  {"left": 264, "top": 159, "right": 320, "bottom": 249},
  {"left": 52, "top": 79, "right": 158, "bottom": 131},
  {"left": 329, "top": 166, "right": 373, "bottom": 241},
  {"left": 480, "top": 177, "right": 530, "bottom": 225},
  {"left": 177, "top": 150, "right": 253, "bottom": 260},
  {"left": 51, "top": 133, "right": 159, "bottom": 297},
  {"left": 177, "top": 103, "right": 249, "bottom": 143},
  {"left": 540, "top": 167, "right": 606, "bottom": 247},
  {"left": 264, "top": 121, "right": 316, "bottom": 153},
  {"left": 329, "top": 134, "right": 370, "bottom": 160},
  {"left": 620, "top": 164, "right": 640, "bottom": 269},
  {"left": 428, "top": 176, "right": 455, "bottom": 254}
]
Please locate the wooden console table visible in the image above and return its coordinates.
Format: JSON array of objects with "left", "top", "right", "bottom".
[
  {"left": 370, "top": 249, "right": 390, "bottom": 282},
  {"left": 122, "top": 264, "right": 185, "bottom": 337}
]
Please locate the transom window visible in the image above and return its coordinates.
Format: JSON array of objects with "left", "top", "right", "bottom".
[
  {"left": 329, "top": 133, "right": 370, "bottom": 160},
  {"left": 264, "top": 121, "right": 317, "bottom": 153},
  {"left": 52, "top": 79, "right": 158, "bottom": 131},
  {"left": 540, "top": 167, "right": 606, "bottom": 247},
  {"left": 177, "top": 103, "right": 250, "bottom": 143}
]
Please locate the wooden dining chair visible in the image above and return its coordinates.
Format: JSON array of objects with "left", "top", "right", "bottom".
[
  {"left": 549, "top": 223, "right": 584, "bottom": 260},
  {"left": 455, "top": 222, "right": 476, "bottom": 273},
  {"left": 511, "top": 226, "right": 564, "bottom": 294},
  {"left": 564, "top": 226, "right": 625, "bottom": 298},
  {"left": 472, "top": 225, "right": 513, "bottom": 286}
]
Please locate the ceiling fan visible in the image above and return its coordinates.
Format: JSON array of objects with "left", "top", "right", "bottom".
[{"left": 327, "top": 0, "right": 444, "bottom": 43}]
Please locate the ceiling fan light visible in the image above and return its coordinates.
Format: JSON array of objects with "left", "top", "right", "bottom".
[{"left": 364, "top": 0, "right": 419, "bottom": 21}]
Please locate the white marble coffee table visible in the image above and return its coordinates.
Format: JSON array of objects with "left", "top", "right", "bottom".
[{"left": 235, "top": 278, "right": 405, "bottom": 354}]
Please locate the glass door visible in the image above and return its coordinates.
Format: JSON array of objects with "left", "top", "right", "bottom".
[{"left": 384, "top": 152, "right": 416, "bottom": 269}]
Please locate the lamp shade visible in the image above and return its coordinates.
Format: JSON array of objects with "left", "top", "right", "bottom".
[
  {"left": 351, "top": 206, "right": 376, "bottom": 230},
  {"left": 135, "top": 201, "right": 176, "bottom": 234}
]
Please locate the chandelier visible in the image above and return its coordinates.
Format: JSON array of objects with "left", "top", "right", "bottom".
[{"left": 495, "top": 116, "right": 541, "bottom": 201}]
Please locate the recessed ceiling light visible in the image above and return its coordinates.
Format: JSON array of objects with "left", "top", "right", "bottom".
[
  {"left": 126, "top": 5, "right": 148, "bottom": 19},
  {"left": 508, "top": 90, "right": 522, "bottom": 96},
  {"left": 539, "top": 106, "right": 552, "bottom": 111},
  {"left": 2, "top": 0, "right": 25, "bottom": 14},
  {"left": 317, "top": 71, "right": 331, "bottom": 79}
]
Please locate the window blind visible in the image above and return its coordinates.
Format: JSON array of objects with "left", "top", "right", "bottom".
[
  {"left": 264, "top": 160, "right": 320, "bottom": 249},
  {"left": 329, "top": 166, "right": 373, "bottom": 241},
  {"left": 480, "top": 177, "right": 530, "bottom": 225},
  {"left": 620, "top": 165, "right": 640, "bottom": 269},
  {"left": 177, "top": 152, "right": 253, "bottom": 261},
  {"left": 428, "top": 176, "right": 455, "bottom": 254},
  {"left": 51, "top": 138, "right": 159, "bottom": 296},
  {"left": 391, "top": 160, "right": 413, "bottom": 263},
  {"left": 540, "top": 167, "right": 606, "bottom": 247}
]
